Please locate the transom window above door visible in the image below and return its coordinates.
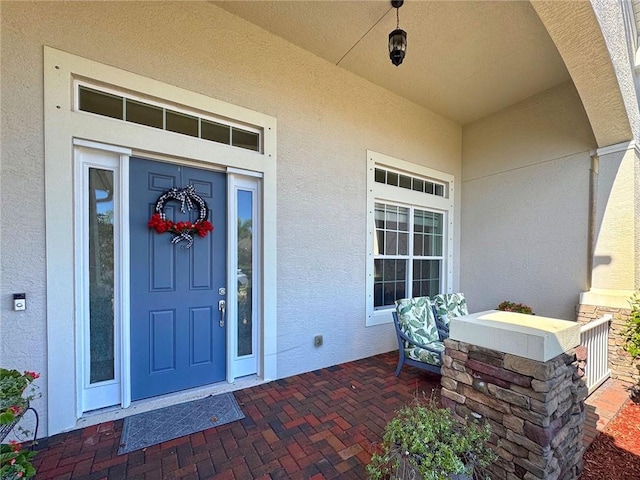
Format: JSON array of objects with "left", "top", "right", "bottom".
[{"left": 76, "top": 84, "right": 262, "bottom": 152}]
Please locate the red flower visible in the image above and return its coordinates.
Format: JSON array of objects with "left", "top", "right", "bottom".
[
  {"left": 195, "top": 221, "right": 214, "bottom": 237},
  {"left": 149, "top": 214, "right": 213, "bottom": 242},
  {"left": 9, "top": 405, "right": 22, "bottom": 415},
  {"left": 8, "top": 440, "right": 22, "bottom": 452},
  {"left": 147, "top": 213, "right": 162, "bottom": 227}
]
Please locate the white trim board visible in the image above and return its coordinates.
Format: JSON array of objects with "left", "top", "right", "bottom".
[
  {"left": 44, "top": 47, "right": 277, "bottom": 435},
  {"left": 365, "top": 150, "right": 456, "bottom": 327}
]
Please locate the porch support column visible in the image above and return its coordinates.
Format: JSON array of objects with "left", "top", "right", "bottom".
[
  {"left": 441, "top": 311, "right": 587, "bottom": 480},
  {"left": 578, "top": 141, "right": 640, "bottom": 385}
]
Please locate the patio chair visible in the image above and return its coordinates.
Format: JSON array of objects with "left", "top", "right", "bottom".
[
  {"left": 430, "top": 293, "right": 469, "bottom": 341},
  {"left": 393, "top": 297, "right": 445, "bottom": 377}
]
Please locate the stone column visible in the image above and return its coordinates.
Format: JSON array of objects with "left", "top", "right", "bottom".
[{"left": 442, "top": 310, "right": 587, "bottom": 480}]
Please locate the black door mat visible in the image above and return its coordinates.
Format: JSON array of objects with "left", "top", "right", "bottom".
[{"left": 117, "top": 392, "right": 244, "bottom": 454}]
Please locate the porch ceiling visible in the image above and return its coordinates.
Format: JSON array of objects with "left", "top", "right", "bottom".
[{"left": 213, "top": 0, "right": 571, "bottom": 125}]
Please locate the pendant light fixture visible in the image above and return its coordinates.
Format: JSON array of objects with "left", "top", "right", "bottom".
[{"left": 389, "top": 0, "right": 407, "bottom": 66}]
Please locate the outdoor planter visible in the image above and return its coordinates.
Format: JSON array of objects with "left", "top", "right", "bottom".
[{"left": 367, "top": 398, "right": 496, "bottom": 480}]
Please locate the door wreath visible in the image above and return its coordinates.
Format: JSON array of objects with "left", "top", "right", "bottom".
[{"left": 147, "top": 185, "right": 214, "bottom": 248}]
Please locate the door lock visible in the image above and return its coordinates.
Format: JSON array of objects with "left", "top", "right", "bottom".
[{"left": 218, "top": 300, "right": 226, "bottom": 327}]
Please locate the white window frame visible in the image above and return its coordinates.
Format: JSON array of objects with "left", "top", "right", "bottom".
[
  {"left": 227, "top": 171, "right": 262, "bottom": 381},
  {"left": 74, "top": 81, "right": 264, "bottom": 152},
  {"left": 74, "top": 141, "right": 131, "bottom": 415},
  {"left": 366, "top": 150, "right": 455, "bottom": 326}
]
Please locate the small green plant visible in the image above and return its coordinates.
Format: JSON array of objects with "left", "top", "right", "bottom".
[
  {"left": 1, "top": 369, "right": 40, "bottom": 479},
  {"left": 0, "top": 441, "right": 36, "bottom": 479},
  {"left": 497, "top": 301, "right": 533, "bottom": 315},
  {"left": 622, "top": 291, "right": 640, "bottom": 359},
  {"left": 367, "top": 397, "right": 496, "bottom": 480},
  {"left": 0, "top": 369, "right": 40, "bottom": 427}
]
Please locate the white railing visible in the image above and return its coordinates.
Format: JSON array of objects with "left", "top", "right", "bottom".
[{"left": 580, "top": 314, "right": 612, "bottom": 395}]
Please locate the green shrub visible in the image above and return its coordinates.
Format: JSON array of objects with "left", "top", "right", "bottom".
[
  {"left": 622, "top": 291, "right": 640, "bottom": 359},
  {"left": 367, "top": 398, "right": 496, "bottom": 480},
  {"left": 497, "top": 301, "right": 533, "bottom": 315}
]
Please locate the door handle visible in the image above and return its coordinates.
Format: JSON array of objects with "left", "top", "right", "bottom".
[{"left": 218, "top": 300, "right": 226, "bottom": 327}]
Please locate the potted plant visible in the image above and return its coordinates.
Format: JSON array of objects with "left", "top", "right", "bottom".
[
  {"left": 0, "top": 369, "right": 40, "bottom": 427},
  {"left": 497, "top": 301, "right": 533, "bottom": 315},
  {"left": 367, "top": 398, "right": 496, "bottom": 480},
  {"left": 1, "top": 369, "right": 40, "bottom": 480},
  {"left": 0, "top": 441, "right": 36, "bottom": 479}
]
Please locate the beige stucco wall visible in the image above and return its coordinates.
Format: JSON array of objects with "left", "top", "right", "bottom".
[
  {"left": 533, "top": 0, "right": 640, "bottom": 307},
  {"left": 591, "top": 0, "right": 640, "bottom": 141},
  {"left": 461, "top": 82, "right": 597, "bottom": 320},
  {"left": 0, "top": 1, "right": 461, "bottom": 434},
  {"left": 590, "top": 146, "right": 637, "bottom": 293}
]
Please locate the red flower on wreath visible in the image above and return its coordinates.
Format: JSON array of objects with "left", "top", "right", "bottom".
[{"left": 148, "top": 213, "right": 213, "bottom": 238}]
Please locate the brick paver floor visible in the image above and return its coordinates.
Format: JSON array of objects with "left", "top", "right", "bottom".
[
  {"left": 28, "top": 354, "right": 631, "bottom": 479},
  {"left": 31, "top": 352, "right": 440, "bottom": 480},
  {"left": 583, "top": 378, "right": 632, "bottom": 448}
]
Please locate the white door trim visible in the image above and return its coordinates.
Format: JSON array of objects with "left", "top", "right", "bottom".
[
  {"left": 74, "top": 144, "right": 266, "bottom": 414},
  {"left": 227, "top": 172, "right": 262, "bottom": 382},
  {"left": 74, "top": 144, "right": 128, "bottom": 414},
  {"left": 45, "top": 46, "right": 277, "bottom": 435}
]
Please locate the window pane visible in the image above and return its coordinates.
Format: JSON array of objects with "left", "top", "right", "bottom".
[
  {"left": 202, "top": 120, "right": 230, "bottom": 145},
  {"left": 398, "top": 208, "right": 408, "bottom": 231},
  {"left": 374, "top": 283, "right": 383, "bottom": 307},
  {"left": 399, "top": 175, "right": 411, "bottom": 189},
  {"left": 383, "top": 258, "right": 397, "bottom": 280},
  {"left": 398, "top": 232, "right": 408, "bottom": 255},
  {"left": 414, "top": 233, "right": 424, "bottom": 256},
  {"left": 375, "top": 168, "right": 386, "bottom": 184},
  {"left": 79, "top": 86, "right": 123, "bottom": 120},
  {"left": 385, "top": 231, "right": 398, "bottom": 255},
  {"left": 412, "top": 178, "right": 424, "bottom": 193},
  {"left": 237, "top": 190, "right": 253, "bottom": 357},
  {"left": 126, "top": 99, "right": 163, "bottom": 128},
  {"left": 166, "top": 110, "right": 198, "bottom": 137},
  {"left": 88, "top": 168, "right": 115, "bottom": 384},
  {"left": 374, "top": 204, "right": 385, "bottom": 229},
  {"left": 387, "top": 171, "right": 399, "bottom": 186},
  {"left": 425, "top": 182, "right": 434, "bottom": 195},
  {"left": 375, "top": 230, "right": 385, "bottom": 255},
  {"left": 435, "top": 184, "right": 445, "bottom": 197},
  {"left": 232, "top": 128, "right": 260, "bottom": 151}
]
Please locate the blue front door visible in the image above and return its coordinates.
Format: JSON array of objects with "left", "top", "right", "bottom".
[{"left": 130, "top": 158, "right": 227, "bottom": 401}]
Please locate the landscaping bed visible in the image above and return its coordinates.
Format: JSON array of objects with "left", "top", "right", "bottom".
[{"left": 581, "top": 401, "right": 640, "bottom": 479}]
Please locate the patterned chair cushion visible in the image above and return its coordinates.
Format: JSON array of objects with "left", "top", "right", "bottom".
[
  {"left": 431, "top": 293, "right": 469, "bottom": 326},
  {"left": 405, "top": 341, "right": 445, "bottom": 366},
  {"left": 395, "top": 297, "right": 439, "bottom": 345}
]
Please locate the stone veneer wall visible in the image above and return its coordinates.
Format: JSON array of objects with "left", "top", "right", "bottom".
[
  {"left": 576, "top": 304, "right": 639, "bottom": 385},
  {"left": 440, "top": 339, "right": 588, "bottom": 480}
]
